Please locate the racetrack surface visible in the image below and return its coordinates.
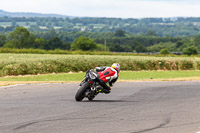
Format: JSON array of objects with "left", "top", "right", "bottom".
[{"left": 0, "top": 81, "right": 200, "bottom": 133}]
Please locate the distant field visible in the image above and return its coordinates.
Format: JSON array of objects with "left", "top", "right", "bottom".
[
  {"left": 0, "top": 22, "right": 37, "bottom": 26},
  {"left": 0, "top": 22, "right": 11, "bottom": 25},
  {"left": 1, "top": 53, "right": 200, "bottom": 76}
]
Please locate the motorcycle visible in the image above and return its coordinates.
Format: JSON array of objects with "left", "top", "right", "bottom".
[{"left": 75, "top": 70, "right": 103, "bottom": 101}]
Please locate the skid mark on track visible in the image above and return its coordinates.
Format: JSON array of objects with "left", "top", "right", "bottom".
[
  {"left": 131, "top": 117, "right": 171, "bottom": 133},
  {"left": 13, "top": 115, "right": 112, "bottom": 131},
  {"left": 13, "top": 117, "right": 81, "bottom": 130},
  {"left": 13, "top": 122, "right": 38, "bottom": 130}
]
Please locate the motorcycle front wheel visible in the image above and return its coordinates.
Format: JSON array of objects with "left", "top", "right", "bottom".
[
  {"left": 75, "top": 82, "right": 90, "bottom": 101},
  {"left": 88, "top": 97, "right": 94, "bottom": 101}
]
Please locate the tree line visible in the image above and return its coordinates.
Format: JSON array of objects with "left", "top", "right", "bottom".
[{"left": 0, "top": 27, "right": 200, "bottom": 55}]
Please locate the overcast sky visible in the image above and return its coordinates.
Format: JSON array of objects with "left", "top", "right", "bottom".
[{"left": 0, "top": 0, "right": 200, "bottom": 18}]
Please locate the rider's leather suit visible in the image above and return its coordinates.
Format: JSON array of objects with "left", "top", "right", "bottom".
[{"left": 95, "top": 66, "right": 119, "bottom": 94}]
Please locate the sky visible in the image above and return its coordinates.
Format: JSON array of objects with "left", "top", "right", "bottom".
[{"left": 1, "top": 0, "right": 200, "bottom": 18}]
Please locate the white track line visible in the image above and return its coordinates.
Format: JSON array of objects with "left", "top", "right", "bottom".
[
  {"left": 0, "top": 84, "right": 26, "bottom": 89},
  {"left": 0, "top": 82, "right": 73, "bottom": 89}
]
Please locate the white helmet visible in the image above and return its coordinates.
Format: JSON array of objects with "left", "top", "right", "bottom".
[{"left": 111, "top": 63, "right": 120, "bottom": 73}]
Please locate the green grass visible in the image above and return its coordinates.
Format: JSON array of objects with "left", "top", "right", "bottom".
[
  {"left": 1, "top": 71, "right": 200, "bottom": 82},
  {"left": 120, "top": 71, "right": 200, "bottom": 80},
  {"left": 0, "top": 73, "right": 85, "bottom": 81}
]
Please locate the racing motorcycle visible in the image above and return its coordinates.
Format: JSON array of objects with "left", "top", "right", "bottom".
[{"left": 75, "top": 70, "right": 103, "bottom": 101}]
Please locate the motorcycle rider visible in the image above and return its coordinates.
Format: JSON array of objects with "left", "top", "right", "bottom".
[{"left": 94, "top": 63, "right": 120, "bottom": 94}]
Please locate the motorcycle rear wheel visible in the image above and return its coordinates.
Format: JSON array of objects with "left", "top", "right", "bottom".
[{"left": 75, "top": 82, "right": 90, "bottom": 101}]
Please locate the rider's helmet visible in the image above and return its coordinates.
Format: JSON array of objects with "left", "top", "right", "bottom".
[{"left": 111, "top": 63, "right": 120, "bottom": 73}]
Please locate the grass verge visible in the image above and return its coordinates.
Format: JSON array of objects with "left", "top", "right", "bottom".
[{"left": 0, "top": 70, "right": 200, "bottom": 86}]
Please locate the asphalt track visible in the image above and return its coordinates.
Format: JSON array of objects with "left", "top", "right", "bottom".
[{"left": 0, "top": 81, "right": 200, "bottom": 133}]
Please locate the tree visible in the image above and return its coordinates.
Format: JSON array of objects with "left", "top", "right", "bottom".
[
  {"left": 61, "top": 42, "right": 71, "bottom": 50},
  {"left": 147, "top": 44, "right": 165, "bottom": 52},
  {"left": 43, "top": 29, "right": 57, "bottom": 40},
  {"left": 182, "top": 46, "right": 198, "bottom": 55},
  {"left": 46, "top": 37, "right": 63, "bottom": 50},
  {"left": 29, "top": 25, "right": 41, "bottom": 31},
  {"left": 134, "top": 44, "right": 147, "bottom": 53},
  {"left": 176, "top": 40, "right": 184, "bottom": 48},
  {"left": 4, "top": 27, "right": 35, "bottom": 48},
  {"left": 71, "top": 36, "right": 97, "bottom": 51},
  {"left": 194, "top": 35, "right": 200, "bottom": 50},
  {"left": 0, "top": 35, "right": 6, "bottom": 47},
  {"left": 114, "top": 30, "right": 125, "bottom": 37},
  {"left": 34, "top": 38, "right": 46, "bottom": 49},
  {"left": 160, "top": 48, "right": 170, "bottom": 55},
  {"left": 121, "top": 45, "right": 133, "bottom": 52},
  {"left": 146, "top": 30, "right": 157, "bottom": 36},
  {"left": 4, "top": 26, "right": 16, "bottom": 32}
]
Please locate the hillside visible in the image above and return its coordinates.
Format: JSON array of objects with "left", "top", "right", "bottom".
[
  {"left": 1, "top": 10, "right": 200, "bottom": 37},
  {"left": 0, "top": 10, "right": 69, "bottom": 18}
]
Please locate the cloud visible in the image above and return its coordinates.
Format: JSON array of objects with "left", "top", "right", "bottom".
[
  {"left": 63, "top": 0, "right": 200, "bottom": 18},
  {"left": 0, "top": 0, "right": 200, "bottom": 18}
]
